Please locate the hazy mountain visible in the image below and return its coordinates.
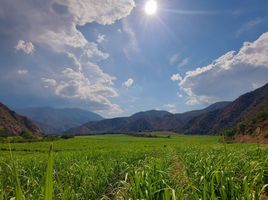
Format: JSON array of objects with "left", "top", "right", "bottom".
[
  {"left": 183, "top": 83, "right": 268, "bottom": 134},
  {"left": 15, "top": 107, "right": 104, "bottom": 134},
  {"left": 66, "top": 102, "right": 230, "bottom": 135},
  {"left": 0, "top": 102, "right": 40, "bottom": 136}
]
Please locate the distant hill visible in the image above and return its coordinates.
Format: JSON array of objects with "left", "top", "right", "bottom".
[
  {"left": 0, "top": 102, "right": 40, "bottom": 136},
  {"left": 15, "top": 107, "right": 104, "bottom": 134},
  {"left": 183, "top": 83, "right": 268, "bottom": 134},
  {"left": 66, "top": 102, "right": 230, "bottom": 135},
  {"left": 66, "top": 110, "right": 178, "bottom": 134}
]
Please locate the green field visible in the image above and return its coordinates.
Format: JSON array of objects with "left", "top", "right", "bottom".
[{"left": 0, "top": 134, "right": 268, "bottom": 200}]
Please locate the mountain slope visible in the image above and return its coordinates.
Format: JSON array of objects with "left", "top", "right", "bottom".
[
  {"left": 66, "top": 110, "right": 180, "bottom": 134},
  {"left": 0, "top": 102, "right": 40, "bottom": 136},
  {"left": 183, "top": 83, "right": 268, "bottom": 134},
  {"left": 66, "top": 102, "right": 230, "bottom": 135},
  {"left": 174, "top": 101, "right": 230, "bottom": 124},
  {"left": 16, "top": 107, "right": 104, "bottom": 134}
]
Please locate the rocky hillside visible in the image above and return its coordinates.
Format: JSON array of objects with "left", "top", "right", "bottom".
[
  {"left": 183, "top": 83, "right": 268, "bottom": 134},
  {"left": 0, "top": 102, "right": 40, "bottom": 136}
]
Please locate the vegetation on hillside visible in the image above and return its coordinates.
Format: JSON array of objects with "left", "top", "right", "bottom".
[{"left": 236, "top": 111, "right": 268, "bottom": 137}]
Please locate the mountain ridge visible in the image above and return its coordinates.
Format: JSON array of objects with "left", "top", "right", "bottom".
[
  {"left": 66, "top": 101, "right": 231, "bottom": 134},
  {"left": 66, "top": 83, "right": 268, "bottom": 135},
  {"left": 15, "top": 107, "right": 104, "bottom": 134}
]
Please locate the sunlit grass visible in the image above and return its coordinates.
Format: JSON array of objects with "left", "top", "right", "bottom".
[{"left": 0, "top": 134, "right": 267, "bottom": 199}]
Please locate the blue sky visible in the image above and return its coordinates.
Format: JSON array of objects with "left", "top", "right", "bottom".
[{"left": 0, "top": 0, "right": 268, "bottom": 117}]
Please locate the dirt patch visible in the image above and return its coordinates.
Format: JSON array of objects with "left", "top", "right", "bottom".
[
  {"left": 234, "top": 134, "right": 268, "bottom": 144},
  {"left": 170, "top": 156, "right": 189, "bottom": 186}
]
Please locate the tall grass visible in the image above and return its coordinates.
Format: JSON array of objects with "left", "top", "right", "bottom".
[
  {"left": 9, "top": 143, "right": 25, "bottom": 200},
  {"left": 44, "top": 143, "right": 54, "bottom": 200},
  {"left": 0, "top": 135, "right": 267, "bottom": 199}
]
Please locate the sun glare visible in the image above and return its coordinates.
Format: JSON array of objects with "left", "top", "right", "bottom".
[{"left": 144, "top": 0, "right": 158, "bottom": 15}]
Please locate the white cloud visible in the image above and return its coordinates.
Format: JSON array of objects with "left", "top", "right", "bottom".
[
  {"left": 43, "top": 62, "right": 122, "bottom": 113},
  {"left": 82, "top": 42, "right": 109, "bottom": 61},
  {"left": 42, "top": 78, "right": 57, "bottom": 88},
  {"left": 123, "top": 78, "right": 134, "bottom": 88},
  {"left": 15, "top": 40, "right": 34, "bottom": 54},
  {"left": 96, "top": 34, "right": 106, "bottom": 44},
  {"left": 178, "top": 32, "right": 268, "bottom": 105},
  {"left": 1, "top": 0, "right": 136, "bottom": 113},
  {"left": 169, "top": 53, "right": 180, "bottom": 64},
  {"left": 177, "top": 93, "right": 183, "bottom": 98},
  {"left": 16, "top": 69, "right": 28, "bottom": 75},
  {"left": 170, "top": 73, "right": 182, "bottom": 82},
  {"left": 163, "top": 104, "right": 176, "bottom": 113}
]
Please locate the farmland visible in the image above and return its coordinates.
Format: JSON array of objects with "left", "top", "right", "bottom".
[{"left": 0, "top": 134, "right": 268, "bottom": 200}]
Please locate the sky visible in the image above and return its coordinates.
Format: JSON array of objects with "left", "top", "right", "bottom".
[{"left": 0, "top": 0, "right": 268, "bottom": 118}]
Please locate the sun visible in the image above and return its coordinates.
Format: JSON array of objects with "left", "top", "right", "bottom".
[{"left": 144, "top": 0, "right": 158, "bottom": 15}]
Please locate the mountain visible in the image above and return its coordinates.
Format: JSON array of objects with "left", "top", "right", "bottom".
[
  {"left": 183, "top": 83, "right": 268, "bottom": 134},
  {"left": 174, "top": 101, "right": 230, "bottom": 124},
  {"left": 66, "top": 102, "right": 230, "bottom": 135},
  {"left": 15, "top": 107, "right": 104, "bottom": 134},
  {"left": 67, "top": 83, "right": 268, "bottom": 136},
  {"left": 0, "top": 102, "right": 40, "bottom": 136},
  {"left": 66, "top": 110, "right": 179, "bottom": 134}
]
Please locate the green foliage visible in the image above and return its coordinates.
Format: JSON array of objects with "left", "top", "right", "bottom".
[
  {"left": 9, "top": 144, "right": 25, "bottom": 200},
  {"left": 0, "top": 128, "right": 8, "bottom": 137},
  {"left": 0, "top": 135, "right": 268, "bottom": 199},
  {"left": 237, "top": 111, "right": 268, "bottom": 135},
  {"left": 60, "top": 135, "right": 74, "bottom": 139},
  {"left": 220, "top": 128, "right": 236, "bottom": 138},
  {"left": 20, "top": 130, "right": 36, "bottom": 139},
  {"left": 44, "top": 144, "right": 54, "bottom": 200}
]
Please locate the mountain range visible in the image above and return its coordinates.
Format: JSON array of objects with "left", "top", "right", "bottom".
[
  {"left": 15, "top": 107, "right": 104, "bottom": 134},
  {"left": 66, "top": 83, "right": 268, "bottom": 135},
  {"left": 1, "top": 83, "right": 267, "bottom": 137}
]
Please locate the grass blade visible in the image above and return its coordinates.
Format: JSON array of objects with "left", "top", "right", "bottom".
[
  {"left": 44, "top": 143, "right": 54, "bottom": 200},
  {"left": 9, "top": 144, "right": 24, "bottom": 200}
]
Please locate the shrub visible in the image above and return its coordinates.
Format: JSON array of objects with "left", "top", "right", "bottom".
[{"left": 20, "top": 130, "right": 36, "bottom": 139}]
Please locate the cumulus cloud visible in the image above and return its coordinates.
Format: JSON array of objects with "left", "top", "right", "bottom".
[
  {"left": 163, "top": 104, "right": 176, "bottom": 113},
  {"left": 123, "top": 78, "right": 134, "bottom": 88},
  {"left": 43, "top": 62, "right": 122, "bottom": 113},
  {"left": 176, "top": 32, "right": 268, "bottom": 105},
  {"left": 15, "top": 40, "right": 34, "bottom": 54},
  {"left": 16, "top": 69, "right": 28, "bottom": 75},
  {"left": 170, "top": 73, "right": 183, "bottom": 82},
  {"left": 1, "top": 0, "right": 135, "bottom": 113},
  {"left": 42, "top": 78, "right": 57, "bottom": 88},
  {"left": 96, "top": 34, "right": 106, "bottom": 44}
]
